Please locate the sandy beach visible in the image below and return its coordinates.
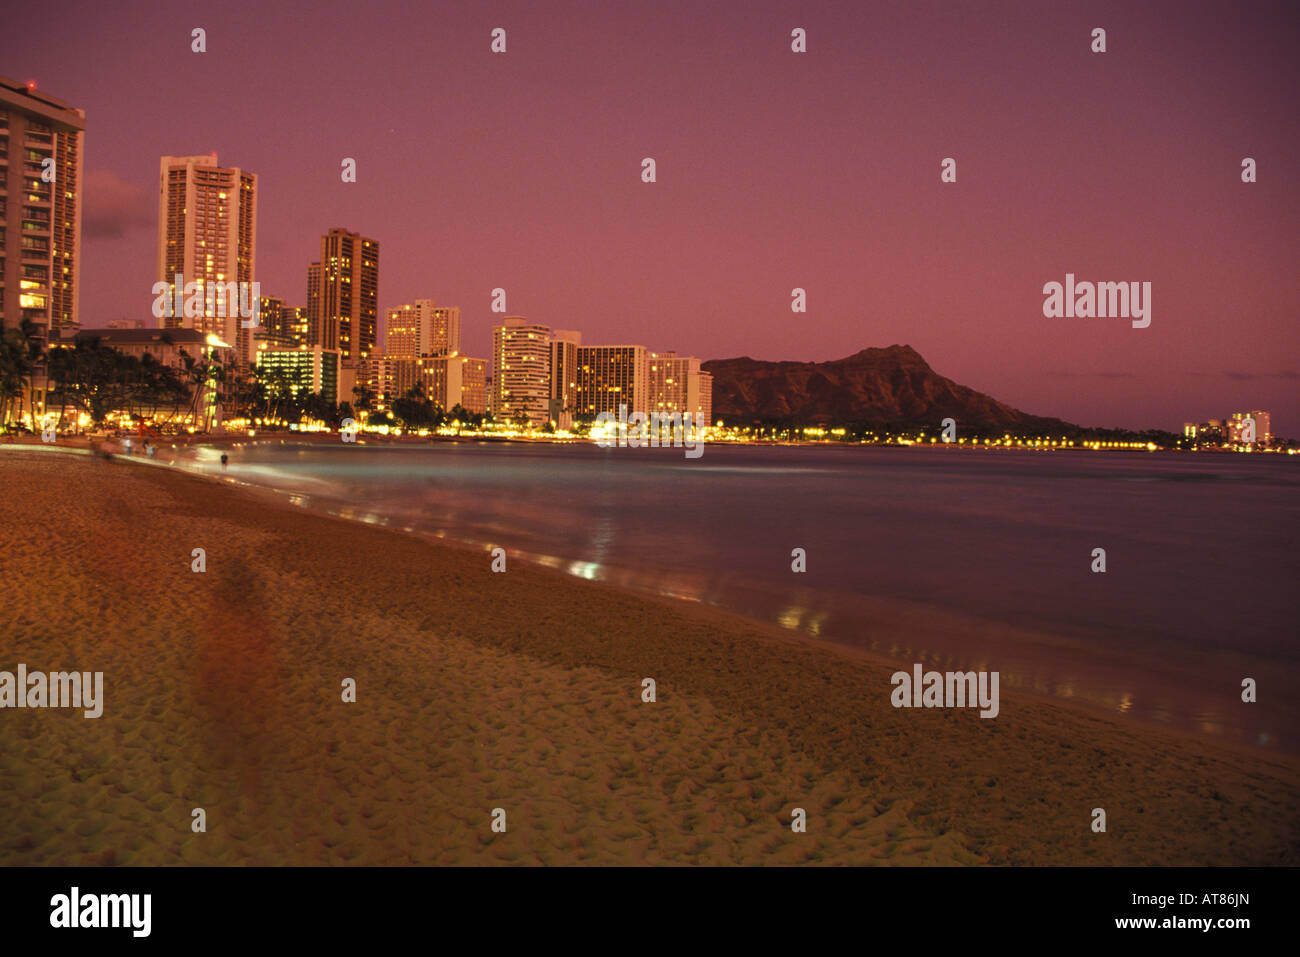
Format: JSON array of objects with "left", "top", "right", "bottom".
[{"left": 0, "top": 447, "right": 1296, "bottom": 865}]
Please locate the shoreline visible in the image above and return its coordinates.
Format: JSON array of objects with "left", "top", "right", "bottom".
[
  {"left": 2, "top": 448, "right": 1297, "bottom": 865},
  {"left": 5, "top": 442, "right": 1294, "bottom": 761},
  {"left": 94, "top": 441, "right": 1298, "bottom": 760},
  {"left": 5, "top": 429, "right": 1291, "bottom": 456}
]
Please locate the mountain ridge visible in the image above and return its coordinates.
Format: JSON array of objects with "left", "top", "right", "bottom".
[{"left": 701, "top": 345, "right": 1076, "bottom": 432}]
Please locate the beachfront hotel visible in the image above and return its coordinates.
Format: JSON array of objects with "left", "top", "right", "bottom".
[
  {"left": 549, "top": 329, "right": 581, "bottom": 429},
  {"left": 155, "top": 153, "right": 258, "bottom": 366},
  {"left": 306, "top": 227, "right": 379, "bottom": 362},
  {"left": 1228, "top": 411, "right": 1272, "bottom": 445},
  {"left": 349, "top": 352, "right": 487, "bottom": 416},
  {"left": 576, "top": 344, "right": 650, "bottom": 418},
  {"left": 386, "top": 299, "right": 461, "bottom": 358},
  {"left": 648, "top": 351, "right": 714, "bottom": 425},
  {"left": 492, "top": 317, "right": 552, "bottom": 426},
  {"left": 0, "top": 76, "right": 84, "bottom": 426},
  {"left": 0, "top": 76, "right": 84, "bottom": 345},
  {"left": 255, "top": 344, "right": 340, "bottom": 406},
  {"left": 1183, "top": 411, "right": 1274, "bottom": 447}
]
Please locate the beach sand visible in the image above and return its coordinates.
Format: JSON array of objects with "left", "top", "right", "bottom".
[{"left": 0, "top": 448, "right": 1296, "bottom": 865}]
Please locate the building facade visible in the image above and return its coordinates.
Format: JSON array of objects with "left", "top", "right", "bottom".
[
  {"left": 549, "top": 330, "right": 581, "bottom": 428},
  {"left": 576, "top": 344, "right": 649, "bottom": 418},
  {"left": 306, "top": 227, "right": 378, "bottom": 361},
  {"left": 256, "top": 345, "right": 339, "bottom": 406},
  {"left": 0, "top": 76, "right": 85, "bottom": 426},
  {"left": 156, "top": 153, "right": 258, "bottom": 366},
  {"left": 492, "top": 317, "right": 552, "bottom": 426}
]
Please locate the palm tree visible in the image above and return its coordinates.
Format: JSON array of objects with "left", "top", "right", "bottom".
[
  {"left": 0, "top": 318, "right": 45, "bottom": 430},
  {"left": 352, "top": 383, "right": 376, "bottom": 419}
]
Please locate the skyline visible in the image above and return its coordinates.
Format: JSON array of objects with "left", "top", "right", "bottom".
[{"left": 1, "top": 0, "right": 1296, "bottom": 431}]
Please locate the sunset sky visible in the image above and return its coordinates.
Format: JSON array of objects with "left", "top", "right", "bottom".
[{"left": 3, "top": 0, "right": 1295, "bottom": 431}]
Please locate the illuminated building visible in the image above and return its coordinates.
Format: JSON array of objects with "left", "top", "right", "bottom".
[
  {"left": 648, "top": 351, "right": 713, "bottom": 424},
  {"left": 386, "top": 300, "right": 460, "bottom": 358},
  {"left": 0, "top": 76, "right": 84, "bottom": 427},
  {"left": 549, "top": 330, "right": 581, "bottom": 428},
  {"left": 306, "top": 227, "right": 378, "bottom": 361},
  {"left": 1228, "top": 411, "right": 1271, "bottom": 446},
  {"left": 256, "top": 345, "right": 339, "bottom": 405},
  {"left": 492, "top": 317, "right": 551, "bottom": 426},
  {"left": 576, "top": 344, "right": 649, "bottom": 417},
  {"left": 156, "top": 153, "right": 258, "bottom": 366}
]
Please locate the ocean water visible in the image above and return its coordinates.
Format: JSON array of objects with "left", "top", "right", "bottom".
[{"left": 179, "top": 440, "right": 1299, "bottom": 753}]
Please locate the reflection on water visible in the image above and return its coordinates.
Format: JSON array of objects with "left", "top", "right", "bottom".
[{"left": 169, "top": 440, "right": 1298, "bottom": 753}]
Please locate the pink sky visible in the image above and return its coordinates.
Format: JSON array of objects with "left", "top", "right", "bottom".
[{"left": 3, "top": 0, "right": 1296, "bottom": 431}]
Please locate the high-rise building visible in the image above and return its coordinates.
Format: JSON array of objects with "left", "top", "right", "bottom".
[
  {"left": 385, "top": 301, "right": 423, "bottom": 358},
  {"left": 549, "top": 330, "right": 581, "bottom": 428},
  {"left": 697, "top": 371, "right": 714, "bottom": 425},
  {"left": 156, "top": 153, "right": 258, "bottom": 365},
  {"left": 432, "top": 306, "right": 461, "bottom": 356},
  {"left": 256, "top": 295, "right": 288, "bottom": 345},
  {"left": 306, "top": 262, "right": 322, "bottom": 345},
  {"left": 282, "top": 303, "right": 307, "bottom": 345},
  {"left": 0, "top": 76, "right": 84, "bottom": 425},
  {"left": 576, "top": 344, "right": 649, "bottom": 417},
  {"left": 492, "top": 317, "right": 552, "bottom": 426},
  {"left": 306, "top": 227, "right": 378, "bottom": 361},
  {"left": 256, "top": 345, "right": 339, "bottom": 406},
  {"left": 1228, "top": 411, "right": 1272, "bottom": 446},
  {"left": 253, "top": 296, "right": 307, "bottom": 349},
  {"left": 648, "top": 351, "right": 714, "bottom": 424},
  {"left": 386, "top": 300, "right": 461, "bottom": 358},
  {"left": 416, "top": 354, "right": 488, "bottom": 414}
]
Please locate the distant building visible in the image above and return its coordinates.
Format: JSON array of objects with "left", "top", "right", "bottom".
[
  {"left": 416, "top": 354, "right": 488, "bottom": 414},
  {"left": 649, "top": 351, "right": 713, "bottom": 423},
  {"left": 492, "top": 317, "right": 552, "bottom": 426},
  {"left": 73, "top": 326, "right": 227, "bottom": 367},
  {"left": 156, "top": 153, "right": 258, "bottom": 367},
  {"left": 256, "top": 345, "right": 339, "bottom": 405},
  {"left": 576, "top": 344, "right": 649, "bottom": 417},
  {"left": 255, "top": 295, "right": 304, "bottom": 345},
  {"left": 549, "top": 330, "right": 581, "bottom": 428},
  {"left": 306, "top": 228, "right": 378, "bottom": 361},
  {"left": 1228, "top": 411, "right": 1271, "bottom": 445},
  {"left": 1186, "top": 412, "right": 1272, "bottom": 447},
  {"left": 697, "top": 371, "right": 714, "bottom": 425},
  {"left": 432, "top": 306, "right": 461, "bottom": 356}
]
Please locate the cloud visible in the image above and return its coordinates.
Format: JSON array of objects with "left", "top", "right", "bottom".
[{"left": 83, "top": 169, "right": 153, "bottom": 239}]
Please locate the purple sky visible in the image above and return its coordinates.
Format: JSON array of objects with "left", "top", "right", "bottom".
[{"left": 4, "top": 0, "right": 1296, "bottom": 431}]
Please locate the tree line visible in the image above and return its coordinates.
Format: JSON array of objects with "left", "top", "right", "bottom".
[{"left": 0, "top": 326, "right": 489, "bottom": 434}]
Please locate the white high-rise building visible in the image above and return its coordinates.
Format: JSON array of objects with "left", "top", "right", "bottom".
[
  {"left": 492, "top": 317, "right": 552, "bottom": 426},
  {"left": 156, "top": 153, "right": 257, "bottom": 365}
]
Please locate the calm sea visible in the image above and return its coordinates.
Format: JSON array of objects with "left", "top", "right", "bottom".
[{"left": 179, "top": 440, "right": 1299, "bottom": 753}]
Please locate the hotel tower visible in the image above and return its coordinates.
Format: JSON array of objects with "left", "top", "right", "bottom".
[{"left": 156, "top": 153, "right": 258, "bottom": 365}]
